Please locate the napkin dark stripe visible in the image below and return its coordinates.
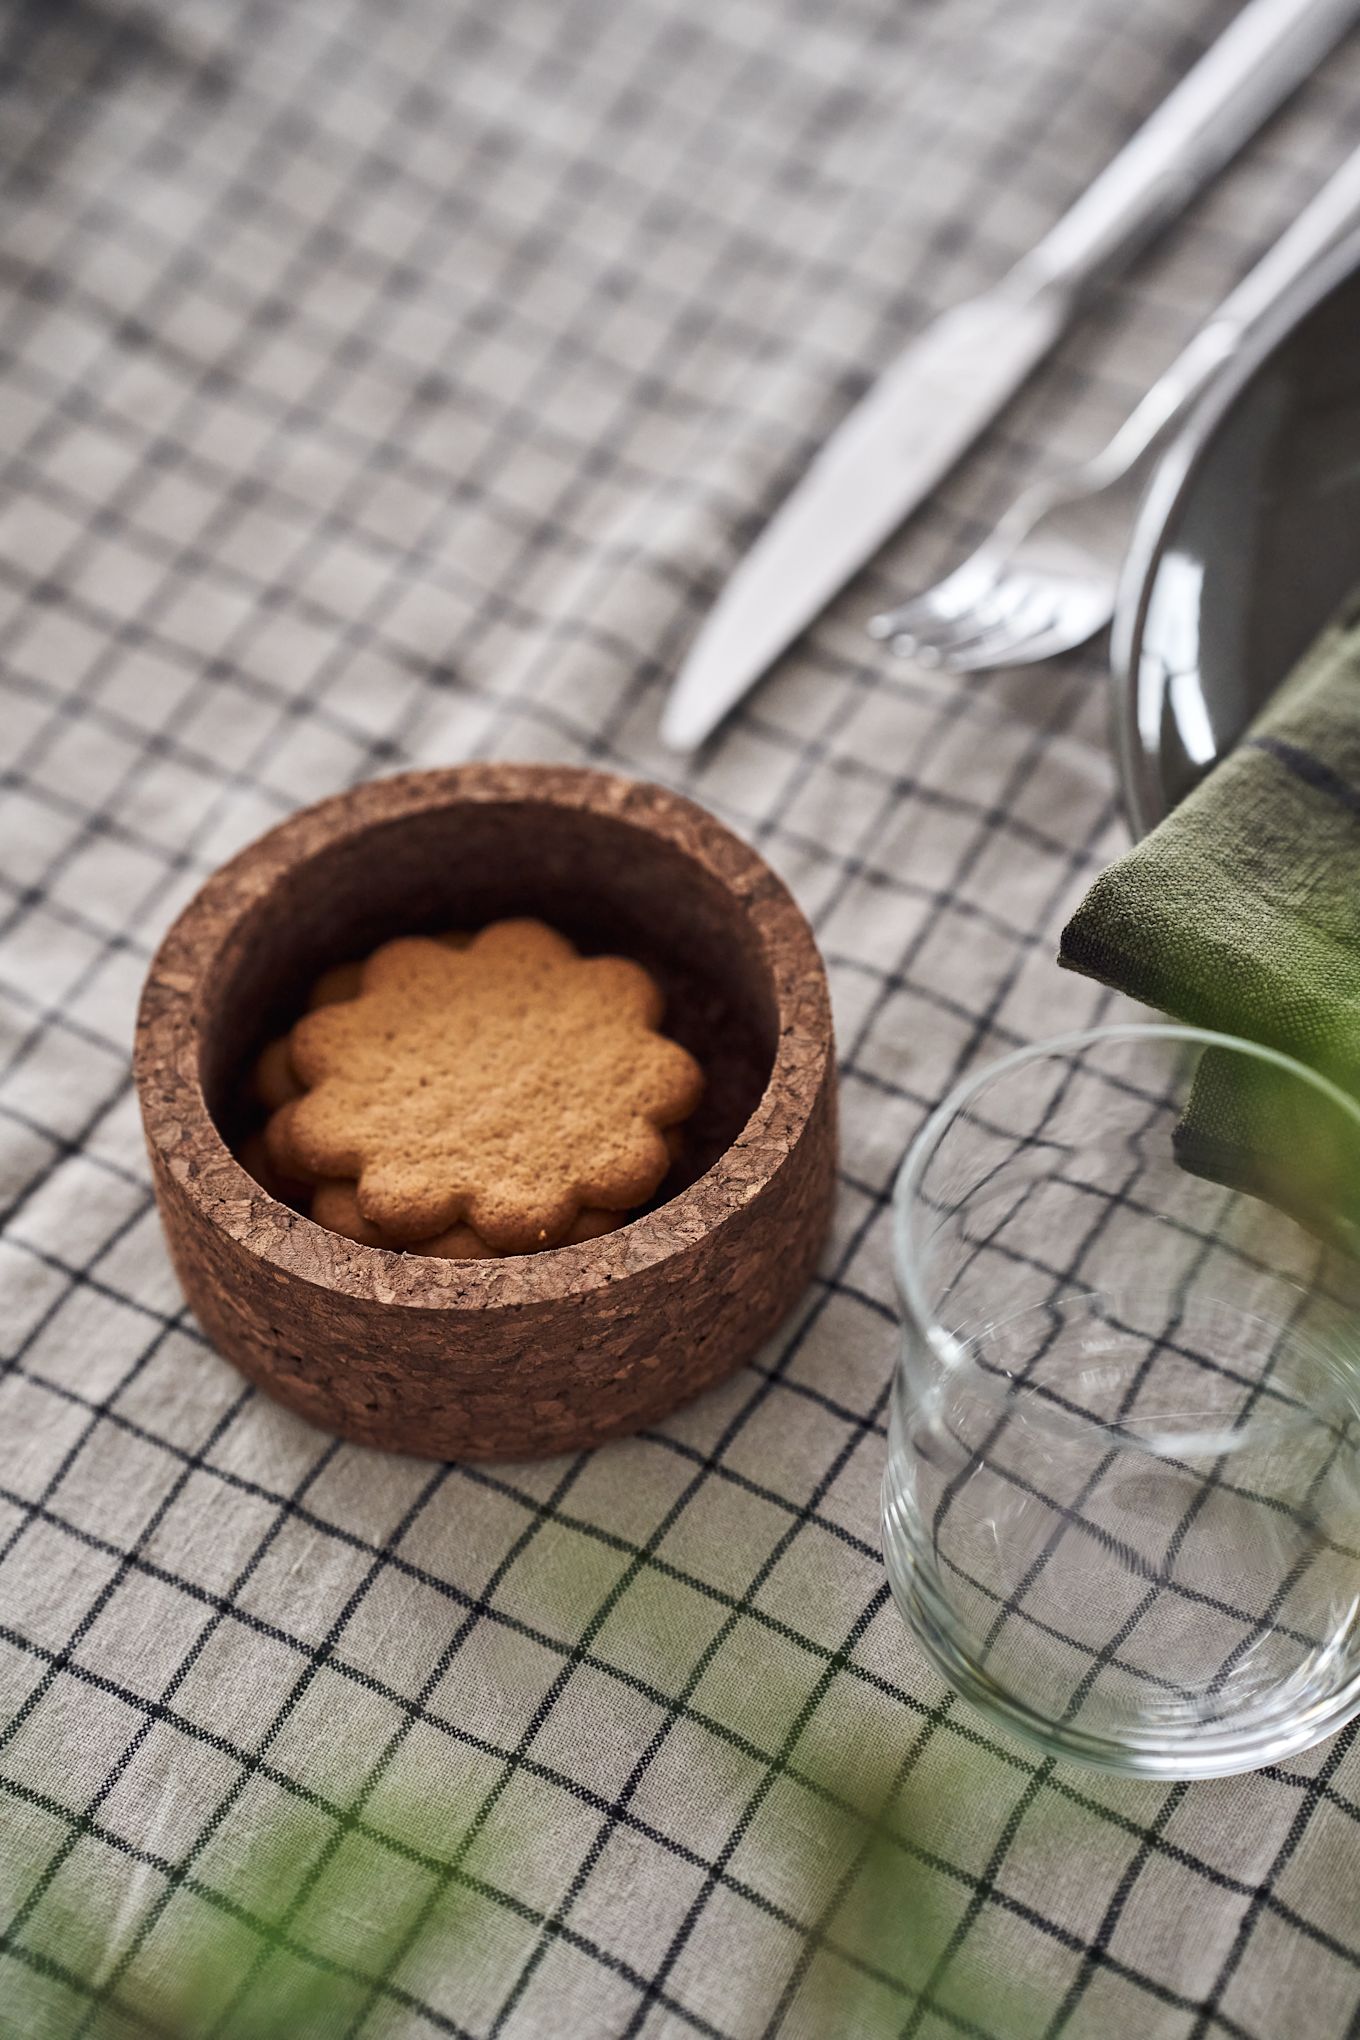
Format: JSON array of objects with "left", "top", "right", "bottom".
[{"left": 1248, "top": 733, "right": 1360, "bottom": 815}]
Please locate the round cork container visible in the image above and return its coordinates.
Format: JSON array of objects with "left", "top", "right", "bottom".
[{"left": 133, "top": 765, "right": 837, "bottom": 1459}]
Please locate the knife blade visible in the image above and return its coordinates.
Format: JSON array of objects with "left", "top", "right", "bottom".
[
  {"left": 659, "top": 286, "right": 1064, "bottom": 751},
  {"left": 659, "top": 0, "right": 1360, "bottom": 751}
]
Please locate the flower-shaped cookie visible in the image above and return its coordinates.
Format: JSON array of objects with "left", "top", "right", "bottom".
[{"left": 265, "top": 920, "right": 702, "bottom": 1252}]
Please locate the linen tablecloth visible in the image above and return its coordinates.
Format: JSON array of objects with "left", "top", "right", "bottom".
[{"left": 3, "top": 1, "right": 1359, "bottom": 2034}]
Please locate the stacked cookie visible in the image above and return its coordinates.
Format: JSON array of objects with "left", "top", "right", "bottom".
[{"left": 237, "top": 919, "right": 703, "bottom": 1259}]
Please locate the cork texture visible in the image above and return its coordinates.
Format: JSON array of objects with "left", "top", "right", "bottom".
[{"left": 133, "top": 764, "right": 837, "bottom": 1460}]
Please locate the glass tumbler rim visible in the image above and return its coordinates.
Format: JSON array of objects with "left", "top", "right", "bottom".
[{"left": 891, "top": 1020, "right": 1360, "bottom": 1453}]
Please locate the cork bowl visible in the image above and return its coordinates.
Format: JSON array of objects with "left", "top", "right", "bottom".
[{"left": 134, "top": 765, "right": 837, "bottom": 1460}]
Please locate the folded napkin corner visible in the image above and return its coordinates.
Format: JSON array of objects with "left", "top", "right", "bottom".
[{"left": 1059, "top": 594, "right": 1360, "bottom": 1095}]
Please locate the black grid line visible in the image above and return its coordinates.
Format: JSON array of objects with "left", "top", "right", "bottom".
[
  {"left": 0, "top": 1626, "right": 1286, "bottom": 2040},
  {"left": 4, "top": 1, "right": 1360, "bottom": 2036}
]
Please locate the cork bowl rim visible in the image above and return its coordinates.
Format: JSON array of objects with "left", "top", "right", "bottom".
[{"left": 134, "top": 763, "right": 833, "bottom": 1312}]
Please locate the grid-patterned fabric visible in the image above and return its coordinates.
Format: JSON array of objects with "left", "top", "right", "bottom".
[{"left": 3, "top": 1, "right": 1360, "bottom": 2034}]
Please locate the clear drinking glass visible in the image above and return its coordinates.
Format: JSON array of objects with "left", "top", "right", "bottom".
[{"left": 883, "top": 1024, "right": 1360, "bottom": 1777}]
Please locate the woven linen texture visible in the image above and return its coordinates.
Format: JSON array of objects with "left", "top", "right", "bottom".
[{"left": 3, "top": 0, "right": 1360, "bottom": 2034}]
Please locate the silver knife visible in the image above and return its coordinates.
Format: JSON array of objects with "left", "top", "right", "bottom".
[{"left": 660, "top": 0, "right": 1360, "bottom": 751}]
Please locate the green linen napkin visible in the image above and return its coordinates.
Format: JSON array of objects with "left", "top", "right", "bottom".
[
  {"left": 1060, "top": 590, "right": 1360, "bottom": 1234},
  {"left": 1062, "top": 589, "right": 1360, "bottom": 1079}
]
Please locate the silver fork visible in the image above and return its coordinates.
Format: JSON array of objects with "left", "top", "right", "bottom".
[{"left": 868, "top": 145, "right": 1360, "bottom": 673}]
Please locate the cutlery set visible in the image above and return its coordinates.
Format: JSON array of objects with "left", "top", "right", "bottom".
[
  {"left": 660, "top": 0, "right": 1360, "bottom": 752},
  {"left": 869, "top": 144, "right": 1360, "bottom": 676}
]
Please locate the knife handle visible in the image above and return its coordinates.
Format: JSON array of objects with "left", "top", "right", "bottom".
[{"left": 1019, "top": 0, "right": 1359, "bottom": 301}]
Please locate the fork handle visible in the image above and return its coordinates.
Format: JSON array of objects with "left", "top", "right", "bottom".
[
  {"left": 1094, "top": 141, "right": 1360, "bottom": 480},
  {"left": 1017, "top": 0, "right": 1360, "bottom": 302},
  {"left": 1216, "top": 140, "right": 1360, "bottom": 332}
]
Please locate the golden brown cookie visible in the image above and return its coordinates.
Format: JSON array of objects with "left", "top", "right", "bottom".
[
  {"left": 273, "top": 919, "right": 702, "bottom": 1252},
  {"left": 235, "top": 1129, "right": 309, "bottom": 1206},
  {"left": 249, "top": 1037, "right": 302, "bottom": 1112},
  {"left": 310, "top": 1180, "right": 494, "bottom": 1257},
  {"left": 308, "top": 961, "right": 365, "bottom": 1010},
  {"left": 563, "top": 1206, "right": 624, "bottom": 1245},
  {"left": 310, "top": 1178, "right": 391, "bottom": 1246},
  {"left": 308, "top": 943, "right": 467, "bottom": 1013},
  {"left": 263, "top": 1097, "right": 321, "bottom": 1186},
  {"left": 308, "top": 1179, "right": 620, "bottom": 1256}
]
